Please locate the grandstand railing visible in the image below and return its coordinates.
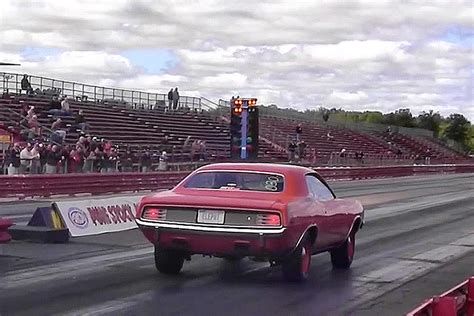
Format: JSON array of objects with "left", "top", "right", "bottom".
[{"left": 1, "top": 72, "right": 218, "bottom": 112}]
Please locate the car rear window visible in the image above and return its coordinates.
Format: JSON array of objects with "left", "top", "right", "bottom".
[{"left": 183, "top": 171, "right": 284, "bottom": 192}]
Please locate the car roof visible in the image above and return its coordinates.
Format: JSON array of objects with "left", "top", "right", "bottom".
[{"left": 196, "top": 163, "right": 315, "bottom": 177}]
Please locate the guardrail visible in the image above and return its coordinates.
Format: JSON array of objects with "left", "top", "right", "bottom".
[
  {"left": 407, "top": 277, "right": 474, "bottom": 316},
  {"left": 0, "top": 171, "right": 189, "bottom": 199},
  {"left": 0, "top": 218, "right": 13, "bottom": 244},
  {"left": 0, "top": 164, "right": 473, "bottom": 200}
]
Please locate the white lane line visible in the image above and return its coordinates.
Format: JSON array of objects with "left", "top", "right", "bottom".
[
  {"left": 51, "top": 233, "right": 474, "bottom": 316},
  {"left": 2, "top": 247, "right": 153, "bottom": 289},
  {"left": 356, "top": 260, "right": 437, "bottom": 283},
  {"left": 344, "top": 233, "right": 474, "bottom": 312},
  {"left": 411, "top": 245, "right": 470, "bottom": 263},
  {"left": 450, "top": 234, "right": 474, "bottom": 247},
  {"left": 365, "top": 191, "right": 474, "bottom": 221},
  {"left": 56, "top": 292, "right": 154, "bottom": 316}
]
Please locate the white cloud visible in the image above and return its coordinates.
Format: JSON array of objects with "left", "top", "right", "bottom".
[{"left": 0, "top": 0, "right": 472, "bottom": 121}]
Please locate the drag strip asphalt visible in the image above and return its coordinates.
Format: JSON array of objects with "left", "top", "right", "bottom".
[{"left": 0, "top": 173, "right": 473, "bottom": 316}]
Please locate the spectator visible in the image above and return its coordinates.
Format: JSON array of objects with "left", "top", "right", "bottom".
[
  {"left": 172, "top": 87, "right": 180, "bottom": 110},
  {"left": 38, "top": 143, "right": 48, "bottom": 173},
  {"left": 296, "top": 124, "right": 302, "bottom": 141},
  {"left": 21, "top": 74, "right": 33, "bottom": 95},
  {"left": 120, "top": 148, "right": 135, "bottom": 172},
  {"left": 167, "top": 88, "right": 173, "bottom": 110},
  {"left": 69, "top": 146, "right": 85, "bottom": 173},
  {"left": 76, "top": 136, "right": 87, "bottom": 150},
  {"left": 20, "top": 104, "right": 29, "bottom": 117},
  {"left": 27, "top": 106, "right": 36, "bottom": 120},
  {"left": 297, "top": 140, "right": 307, "bottom": 161},
  {"left": 47, "top": 97, "right": 63, "bottom": 116},
  {"left": 74, "top": 110, "right": 89, "bottom": 133},
  {"left": 139, "top": 147, "right": 153, "bottom": 172},
  {"left": 425, "top": 149, "right": 432, "bottom": 165},
  {"left": 19, "top": 143, "right": 34, "bottom": 174},
  {"left": 161, "top": 135, "right": 170, "bottom": 153},
  {"left": 102, "top": 138, "right": 112, "bottom": 152},
  {"left": 158, "top": 151, "right": 169, "bottom": 170},
  {"left": 100, "top": 148, "right": 111, "bottom": 173},
  {"left": 45, "top": 145, "right": 61, "bottom": 174},
  {"left": 339, "top": 148, "right": 347, "bottom": 158},
  {"left": 310, "top": 148, "right": 317, "bottom": 165},
  {"left": 326, "top": 131, "right": 334, "bottom": 141},
  {"left": 30, "top": 143, "right": 41, "bottom": 174},
  {"left": 288, "top": 140, "right": 297, "bottom": 162},
  {"left": 396, "top": 148, "right": 402, "bottom": 158},
  {"left": 51, "top": 118, "right": 66, "bottom": 143},
  {"left": 83, "top": 148, "right": 97, "bottom": 173},
  {"left": 61, "top": 96, "right": 71, "bottom": 113},
  {"left": 90, "top": 136, "right": 99, "bottom": 152},
  {"left": 7, "top": 143, "right": 21, "bottom": 175},
  {"left": 199, "top": 140, "right": 207, "bottom": 161},
  {"left": 28, "top": 114, "right": 41, "bottom": 139},
  {"left": 48, "top": 96, "right": 71, "bottom": 117},
  {"left": 182, "top": 135, "right": 192, "bottom": 160},
  {"left": 191, "top": 140, "right": 200, "bottom": 161},
  {"left": 107, "top": 147, "right": 119, "bottom": 172},
  {"left": 58, "top": 145, "right": 70, "bottom": 173}
]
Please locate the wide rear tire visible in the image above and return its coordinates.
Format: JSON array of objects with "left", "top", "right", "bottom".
[
  {"left": 282, "top": 236, "right": 312, "bottom": 282},
  {"left": 330, "top": 232, "right": 355, "bottom": 269},
  {"left": 154, "top": 247, "right": 184, "bottom": 275}
]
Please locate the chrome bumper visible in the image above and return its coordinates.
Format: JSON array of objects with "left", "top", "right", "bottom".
[{"left": 135, "top": 218, "right": 286, "bottom": 235}]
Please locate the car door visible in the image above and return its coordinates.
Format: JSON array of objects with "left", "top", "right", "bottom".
[
  {"left": 305, "top": 174, "right": 337, "bottom": 249},
  {"left": 306, "top": 174, "right": 350, "bottom": 246}
]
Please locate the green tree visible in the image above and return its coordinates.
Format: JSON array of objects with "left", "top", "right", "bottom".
[
  {"left": 364, "top": 112, "right": 383, "bottom": 123},
  {"left": 443, "top": 113, "right": 471, "bottom": 146},
  {"left": 417, "top": 110, "right": 442, "bottom": 136}
]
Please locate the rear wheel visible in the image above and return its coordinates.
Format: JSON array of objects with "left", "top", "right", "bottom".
[
  {"left": 330, "top": 232, "right": 355, "bottom": 269},
  {"left": 282, "top": 236, "right": 312, "bottom": 282},
  {"left": 154, "top": 247, "right": 185, "bottom": 274}
]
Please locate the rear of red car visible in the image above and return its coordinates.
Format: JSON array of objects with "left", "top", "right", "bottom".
[
  {"left": 136, "top": 190, "right": 301, "bottom": 258},
  {"left": 135, "top": 167, "right": 309, "bottom": 259}
]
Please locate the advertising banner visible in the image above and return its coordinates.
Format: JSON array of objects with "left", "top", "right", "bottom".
[{"left": 54, "top": 195, "right": 144, "bottom": 237}]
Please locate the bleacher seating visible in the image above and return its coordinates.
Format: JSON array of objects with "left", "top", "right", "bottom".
[
  {"left": 374, "top": 131, "right": 467, "bottom": 162},
  {"left": 1, "top": 93, "right": 470, "bottom": 165},
  {"left": 260, "top": 116, "right": 393, "bottom": 160},
  {"left": 0, "top": 94, "right": 287, "bottom": 162}
]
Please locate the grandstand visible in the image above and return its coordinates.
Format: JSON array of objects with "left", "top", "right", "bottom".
[{"left": 0, "top": 72, "right": 471, "bottom": 172}]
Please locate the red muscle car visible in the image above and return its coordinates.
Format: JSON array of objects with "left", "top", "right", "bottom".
[{"left": 136, "top": 163, "right": 364, "bottom": 281}]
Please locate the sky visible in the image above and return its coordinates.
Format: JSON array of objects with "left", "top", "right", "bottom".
[{"left": 0, "top": 0, "right": 473, "bottom": 121}]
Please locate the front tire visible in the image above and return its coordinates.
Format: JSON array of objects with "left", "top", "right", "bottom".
[
  {"left": 282, "top": 236, "right": 312, "bottom": 282},
  {"left": 154, "top": 247, "right": 184, "bottom": 274},
  {"left": 330, "top": 232, "right": 355, "bottom": 269}
]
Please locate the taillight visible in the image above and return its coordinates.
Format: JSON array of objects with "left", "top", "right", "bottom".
[
  {"left": 142, "top": 207, "right": 166, "bottom": 221},
  {"left": 256, "top": 214, "right": 281, "bottom": 226}
]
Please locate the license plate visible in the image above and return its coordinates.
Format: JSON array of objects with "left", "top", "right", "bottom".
[{"left": 197, "top": 210, "right": 225, "bottom": 224}]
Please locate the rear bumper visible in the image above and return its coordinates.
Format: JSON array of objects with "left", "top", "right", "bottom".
[{"left": 136, "top": 219, "right": 293, "bottom": 258}]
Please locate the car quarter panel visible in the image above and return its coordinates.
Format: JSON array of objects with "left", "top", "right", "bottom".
[{"left": 324, "top": 198, "right": 364, "bottom": 245}]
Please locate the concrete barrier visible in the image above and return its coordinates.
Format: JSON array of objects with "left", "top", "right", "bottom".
[
  {"left": 407, "top": 277, "right": 474, "bottom": 316},
  {"left": 0, "top": 165, "right": 473, "bottom": 200}
]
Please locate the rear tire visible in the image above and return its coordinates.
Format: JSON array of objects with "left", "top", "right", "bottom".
[
  {"left": 282, "top": 236, "right": 312, "bottom": 282},
  {"left": 154, "top": 247, "right": 184, "bottom": 274},
  {"left": 330, "top": 232, "right": 355, "bottom": 269}
]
